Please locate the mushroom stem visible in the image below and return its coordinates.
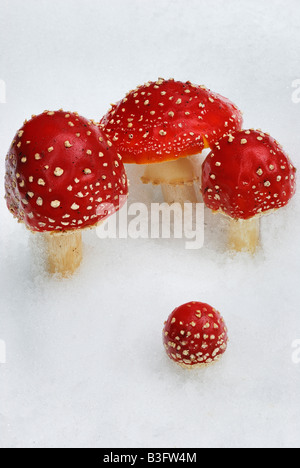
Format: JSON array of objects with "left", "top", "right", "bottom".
[
  {"left": 228, "top": 217, "right": 260, "bottom": 254},
  {"left": 43, "top": 231, "right": 83, "bottom": 276},
  {"left": 161, "top": 183, "right": 197, "bottom": 204},
  {"left": 141, "top": 158, "right": 198, "bottom": 204}
]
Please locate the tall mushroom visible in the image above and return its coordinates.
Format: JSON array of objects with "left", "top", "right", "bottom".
[
  {"left": 100, "top": 78, "right": 243, "bottom": 204},
  {"left": 201, "top": 129, "right": 296, "bottom": 253},
  {"left": 5, "top": 110, "right": 128, "bottom": 276}
]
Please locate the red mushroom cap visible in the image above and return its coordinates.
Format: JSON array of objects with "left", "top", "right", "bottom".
[
  {"left": 202, "top": 129, "right": 296, "bottom": 220},
  {"left": 100, "top": 78, "right": 243, "bottom": 164},
  {"left": 163, "top": 302, "right": 228, "bottom": 369},
  {"left": 5, "top": 110, "right": 128, "bottom": 232}
]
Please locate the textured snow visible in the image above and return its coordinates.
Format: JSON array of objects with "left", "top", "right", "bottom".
[{"left": 0, "top": 0, "right": 300, "bottom": 448}]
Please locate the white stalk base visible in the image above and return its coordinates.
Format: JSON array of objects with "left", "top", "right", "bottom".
[
  {"left": 161, "top": 183, "right": 198, "bottom": 204},
  {"left": 141, "top": 159, "right": 199, "bottom": 204},
  {"left": 43, "top": 231, "right": 83, "bottom": 277},
  {"left": 228, "top": 217, "right": 260, "bottom": 254}
]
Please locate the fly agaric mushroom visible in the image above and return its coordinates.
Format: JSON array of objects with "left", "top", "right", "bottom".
[
  {"left": 202, "top": 129, "right": 296, "bottom": 253},
  {"left": 5, "top": 110, "right": 128, "bottom": 276},
  {"left": 163, "top": 302, "right": 228, "bottom": 369},
  {"left": 100, "top": 78, "right": 243, "bottom": 203}
]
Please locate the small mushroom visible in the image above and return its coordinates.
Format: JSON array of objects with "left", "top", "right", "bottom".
[
  {"left": 5, "top": 110, "right": 128, "bottom": 276},
  {"left": 201, "top": 129, "right": 296, "bottom": 253},
  {"left": 163, "top": 302, "right": 228, "bottom": 369},
  {"left": 100, "top": 78, "right": 243, "bottom": 204}
]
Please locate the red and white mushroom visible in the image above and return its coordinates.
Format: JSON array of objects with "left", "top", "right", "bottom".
[
  {"left": 100, "top": 78, "right": 243, "bottom": 204},
  {"left": 202, "top": 129, "right": 296, "bottom": 253},
  {"left": 163, "top": 302, "right": 228, "bottom": 369},
  {"left": 5, "top": 110, "right": 128, "bottom": 276}
]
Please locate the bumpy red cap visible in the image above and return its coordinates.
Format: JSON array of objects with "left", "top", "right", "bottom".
[
  {"left": 5, "top": 110, "right": 128, "bottom": 232},
  {"left": 100, "top": 78, "right": 243, "bottom": 164},
  {"left": 202, "top": 129, "right": 296, "bottom": 220},
  {"left": 163, "top": 302, "right": 228, "bottom": 369}
]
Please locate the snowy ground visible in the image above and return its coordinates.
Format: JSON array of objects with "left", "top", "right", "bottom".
[{"left": 0, "top": 0, "right": 300, "bottom": 449}]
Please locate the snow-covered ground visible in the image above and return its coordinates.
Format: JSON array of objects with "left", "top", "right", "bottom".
[{"left": 0, "top": 0, "right": 300, "bottom": 448}]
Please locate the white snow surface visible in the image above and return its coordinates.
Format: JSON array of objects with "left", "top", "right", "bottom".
[{"left": 0, "top": 0, "right": 300, "bottom": 449}]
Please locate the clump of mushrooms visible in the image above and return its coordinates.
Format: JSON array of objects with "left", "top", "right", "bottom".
[
  {"left": 100, "top": 78, "right": 243, "bottom": 204},
  {"left": 5, "top": 110, "right": 128, "bottom": 276},
  {"left": 201, "top": 129, "right": 296, "bottom": 253}
]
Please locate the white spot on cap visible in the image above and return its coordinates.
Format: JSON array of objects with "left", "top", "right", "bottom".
[{"left": 54, "top": 167, "right": 64, "bottom": 177}]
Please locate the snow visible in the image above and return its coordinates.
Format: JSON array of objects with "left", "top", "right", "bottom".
[{"left": 0, "top": 0, "right": 300, "bottom": 448}]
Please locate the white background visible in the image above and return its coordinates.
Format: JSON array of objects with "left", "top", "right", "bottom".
[{"left": 0, "top": 0, "right": 300, "bottom": 448}]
